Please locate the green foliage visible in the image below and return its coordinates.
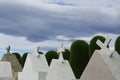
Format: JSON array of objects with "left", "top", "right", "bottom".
[
  {"left": 12, "top": 52, "right": 21, "bottom": 59},
  {"left": 115, "top": 36, "right": 120, "bottom": 55},
  {"left": 45, "top": 51, "right": 58, "bottom": 66},
  {"left": 12, "top": 52, "right": 21, "bottom": 63},
  {"left": 63, "top": 49, "right": 70, "bottom": 61},
  {"left": 38, "top": 51, "right": 44, "bottom": 54},
  {"left": 70, "top": 40, "right": 89, "bottom": 79},
  {"left": 20, "top": 52, "right": 29, "bottom": 68},
  {"left": 89, "top": 36, "right": 105, "bottom": 58}
]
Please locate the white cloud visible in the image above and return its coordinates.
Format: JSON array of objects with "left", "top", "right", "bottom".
[
  {"left": 0, "top": 0, "right": 119, "bottom": 55},
  {"left": 0, "top": 33, "right": 71, "bottom": 52},
  {"left": 1, "top": 0, "right": 120, "bottom": 7},
  {"left": 0, "top": 32, "right": 118, "bottom": 57},
  {"left": 25, "top": 0, "right": 120, "bottom": 7},
  {"left": 56, "top": 35, "right": 70, "bottom": 41},
  {"left": 0, "top": 33, "right": 34, "bottom": 50}
]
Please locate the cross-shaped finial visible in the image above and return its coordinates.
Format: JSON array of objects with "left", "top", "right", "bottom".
[
  {"left": 36, "top": 46, "right": 40, "bottom": 58},
  {"left": 96, "top": 37, "right": 111, "bottom": 49},
  {"left": 6, "top": 45, "right": 10, "bottom": 54},
  {"left": 96, "top": 37, "right": 113, "bottom": 56},
  {"left": 58, "top": 43, "right": 65, "bottom": 63}
]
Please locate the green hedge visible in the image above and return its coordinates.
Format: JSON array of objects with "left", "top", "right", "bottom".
[
  {"left": 20, "top": 52, "right": 28, "bottom": 68},
  {"left": 63, "top": 49, "right": 70, "bottom": 61},
  {"left": 115, "top": 36, "right": 120, "bottom": 55},
  {"left": 70, "top": 40, "right": 89, "bottom": 79},
  {"left": 89, "top": 36, "right": 105, "bottom": 58},
  {"left": 12, "top": 52, "right": 21, "bottom": 64},
  {"left": 45, "top": 51, "right": 58, "bottom": 66}
]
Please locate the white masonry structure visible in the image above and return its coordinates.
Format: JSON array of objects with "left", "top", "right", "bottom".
[
  {"left": 18, "top": 47, "right": 49, "bottom": 80},
  {"left": 46, "top": 43, "right": 76, "bottom": 80},
  {"left": 1, "top": 46, "right": 22, "bottom": 80},
  {"left": 0, "top": 62, "right": 15, "bottom": 80},
  {"left": 80, "top": 37, "right": 120, "bottom": 80}
]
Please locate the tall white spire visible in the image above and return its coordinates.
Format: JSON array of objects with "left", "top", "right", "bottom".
[{"left": 58, "top": 43, "right": 65, "bottom": 63}]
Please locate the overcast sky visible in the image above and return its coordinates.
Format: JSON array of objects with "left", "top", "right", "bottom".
[{"left": 0, "top": 0, "right": 120, "bottom": 56}]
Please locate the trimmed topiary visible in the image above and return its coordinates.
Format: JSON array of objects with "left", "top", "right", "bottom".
[
  {"left": 115, "top": 36, "right": 120, "bottom": 55},
  {"left": 63, "top": 49, "right": 70, "bottom": 61},
  {"left": 20, "top": 52, "right": 29, "bottom": 68},
  {"left": 38, "top": 51, "right": 44, "bottom": 54},
  {"left": 45, "top": 51, "right": 58, "bottom": 66},
  {"left": 12, "top": 52, "right": 21, "bottom": 63},
  {"left": 12, "top": 52, "right": 21, "bottom": 59},
  {"left": 70, "top": 40, "right": 89, "bottom": 79},
  {"left": 89, "top": 36, "right": 105, "bottom": 58}
]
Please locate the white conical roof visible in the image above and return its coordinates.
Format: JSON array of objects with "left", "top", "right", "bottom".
[
  {"left": 18, "top": 53, "right": 49, "bottom": 80},
  {"left": 80, "top": 37, "right": 120, "bottom": 80},
  {"left": 23, "top": 53, "right": 48, "bottom": 72},
  {"left": 46, "top": 59, "right": 76, "bottom": 80},
  {"left": 80, "top": 50, "right": 120, "bottom": 80},
  {"left": 46, "top": 43, "right": 76, "bottom": 80}
]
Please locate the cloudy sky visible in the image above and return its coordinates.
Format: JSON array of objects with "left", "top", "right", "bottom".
[{"left": 0, "top": 0, "right": 120, "bottom": 56}]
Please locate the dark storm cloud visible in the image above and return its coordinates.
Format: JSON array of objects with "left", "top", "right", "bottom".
[
  {"left": 0, "top": 2, "right": 120, "bottom": 42},
  {"left": 0, "top": 3, "right": 56, "bottom": 41}
]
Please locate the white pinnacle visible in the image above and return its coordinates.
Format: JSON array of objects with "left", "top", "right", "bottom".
[
  {"left": 58, "top": 43, "right": 65, "bottom": 63},
  {"left": 35, "top": 46, "right": 40, "bottom": 58}
]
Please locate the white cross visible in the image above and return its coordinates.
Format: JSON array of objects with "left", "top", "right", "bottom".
[
  {"left": 58, "top": 43, "right": 65, "bottom": 63},
  {"left": 96, "top": 37, "right": 113, "bottom": 56}
]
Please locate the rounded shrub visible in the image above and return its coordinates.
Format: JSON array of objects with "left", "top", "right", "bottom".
[
  {"left": 70, "top": 40, "right": 89, "bottom": 79},
  {"left": 12, "top": 52, "right": 21, "bottom": 63},
  {"left": 38, "top": 51, "right": 44, "bottom": 54},
  {"left": 115, "top": 36, "right": 120, "bottom": 55},
  {"left": 63, "top": 49, "right": 70, "bottom": 61},
  {"left": 20, "top": 52, "right": 28, "bottom": 68},
  {"left": 12, "top": 52, "right": 21, "bottom": 59},
  {"left": 45, "top": 51, "right": 58, "bottom": 66},
  {"left": 89, "top": 36, "right": 105, "bottom": 58}
]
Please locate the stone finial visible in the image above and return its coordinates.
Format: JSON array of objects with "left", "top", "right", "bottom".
[
  {"left": 6, "top": 45, "right": 10, "bottom": 54},
  {"left": 58, "top": 43, "right": 65, "bottom": 63},
  {"left": 37, "top": 46, "right": 40, "bottom": 53},
  {"left": 36, "top": 46, "right": 40, "bottom": 58},
  {"left": 97, "top": 37, "right": 111, "bottom": 48},
  {"left": 96, "top": 37, "right": 113, "bottom": 57}
]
